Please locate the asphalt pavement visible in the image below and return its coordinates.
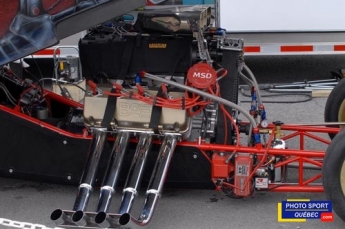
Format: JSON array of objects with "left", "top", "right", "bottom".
[{"left": 1, "top": 55, "right": 345, "bottom": 229}]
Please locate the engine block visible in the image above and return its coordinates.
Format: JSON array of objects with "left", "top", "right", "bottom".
[{"left": 84, "top": 86, "right": 191, "bottom": 137}]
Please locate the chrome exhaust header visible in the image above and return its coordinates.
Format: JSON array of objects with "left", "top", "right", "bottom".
[
  {"left": 73, "top": 128, "right": 108, "bottom": 212},
  {"left": 51, "top": 128, "right": 108, "bottom": 227},
  {"left": 138, "top": 134, "right": 177, "bottom": 224},
  {"left": 51, "top": 132, "right": 178, "bottom": 229},
  {"left": 93, "top": 134, "right": 178, "bottom": 229},
  {"left": 121, "top": 134, "right": 178, "bottom": 228},
  {"left": 118, "top": 133, "right": 153, "bottom": 214},
  {"left": 86, "top": 133, "right": 155, "bottom": 228},
  {"left": 50, "top": 209, "right": 75, "bottom": 226},
  {"left": 68, "top": 131, "right": 132, "bottom": 227},
  {"left": 97, "top": 131, "right": 131, "bottom": 213}
]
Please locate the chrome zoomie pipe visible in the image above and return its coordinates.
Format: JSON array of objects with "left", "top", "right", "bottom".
[
  {"left": 120, "top": 134, "right": 178, "bottom": 228},
  {"left": 72, "top": 131, "right": 132, "bottom": 227},
  {"left": 51, "top": 128, "right": 108, "bottom": 226},
  {"left": 96, "top": 131, "right": 131, "bottom": 213},
  {"left": 51, "top": 132, "right": 178, "bottom": 229},
  {"left": 118, "top": 133, "right": 153, "bottom": 214},
  {"left": 95, "top": 133, "right": 153, "bottom": 227},
  {"left": 73, "top": 128, "right": 108, "bottom": 212}
]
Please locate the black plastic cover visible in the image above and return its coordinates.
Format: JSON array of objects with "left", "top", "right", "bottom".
[{"left": 79, "top": 32, "right": 193, "bottom": 80}]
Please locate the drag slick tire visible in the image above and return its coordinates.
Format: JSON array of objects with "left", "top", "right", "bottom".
[
  {"left": 324, "top": 78, "right": 345, "bottom": 139},
  {"left": 322, "top": 129, "right": 345, "bottom": 221}
]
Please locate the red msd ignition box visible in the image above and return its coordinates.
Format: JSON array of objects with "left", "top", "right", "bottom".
[{"left": 234, "top": 154, "right": 253, "bottom": 196}]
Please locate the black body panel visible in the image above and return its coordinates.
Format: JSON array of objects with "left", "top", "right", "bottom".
[{"left": 0, "top": 108, "right": 214, "bottom": 189}]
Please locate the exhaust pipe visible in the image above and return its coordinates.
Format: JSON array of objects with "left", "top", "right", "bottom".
[
  {"left": 94, "top": 134, "right": 178, "bottom": 228},
  {"left": 50, "top": 209, "right": 75, "bottom": 226},
  {"left": 73, "top": 131, "right": 131, "bottom": 227},
  {"left": 96, "top": 131, "right": 130, "bottom": 213},
  {"left": 51, "top": 128, "right": 107, "bottom": 226},
  {"left": 139, "top": 134, "right": 177, "bottom": 224},
  {"left": 122, "top": 134, "right": 178, "bottom": 228},
  {"left": 51, "top": 132, "right": 178, "bottom": 228},
  {"left": 118, "top": 133, "right": 153, "bottom": 214},
  {"left": 73, "top": 128, "right": 108, "bottom": 212},
  {"left": 95, "top": 133, "right": 153, "bottom": 227}
]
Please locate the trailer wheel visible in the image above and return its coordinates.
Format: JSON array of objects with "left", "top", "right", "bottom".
[
  {"left": 324, "top": 78, "right": 345, "bottom": 139},
  {"left": 322, "top": 129, "right": 345, "bottom": 221}
]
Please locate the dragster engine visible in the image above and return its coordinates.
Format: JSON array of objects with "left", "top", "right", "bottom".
[
  {"left": 0, "top": 0, "right": 344, "bottom": 226},
  {"left": 0, "top": 4, "right": 295, "bottom": 229},
  {"left": 49, "top": 6, "right": 253, "bottom": 228}
]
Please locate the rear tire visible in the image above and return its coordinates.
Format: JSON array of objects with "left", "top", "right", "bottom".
[
  {"left": 324, "top": 78, "right": 345, "bottom": 139},
  {"left": 322, "top": 129, "right": 345, "bottom": 221}
]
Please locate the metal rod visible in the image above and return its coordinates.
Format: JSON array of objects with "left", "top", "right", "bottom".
[
  {"left": 292, "top": 79, "right": 337, "bottom": 84},
  {"left": 96, "top": 131, "right": 130, "bottom": 213},
  {"left": 177, "top": 142, "right": 325, "bottom": 157},
  {"left": 268, "top": 88, "right": 313, "bottom": 92},
  {"left": 118, "top": 133, "right": 153, "bottom": 214},
  {"left": 269, "top": 186, "right": 323, "bottom": 192},
  {"left": 284, "top": 122, "right": 345, "bottom": 126}
]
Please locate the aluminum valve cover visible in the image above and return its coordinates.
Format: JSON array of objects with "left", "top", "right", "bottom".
[{"left": 84, "top": 87, "right": 190, "bottom": 135}]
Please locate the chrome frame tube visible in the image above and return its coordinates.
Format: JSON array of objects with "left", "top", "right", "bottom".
[{"left": 118, "top": 133, "right": 153, "bottom": 214}]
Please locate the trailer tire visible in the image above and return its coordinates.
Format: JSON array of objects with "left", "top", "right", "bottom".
[
  {"left": 324, "top": 78, "right": 345, "bottom": 139},
  {"left": 322, "top": 129, "right": 345, "bottom": 222}
]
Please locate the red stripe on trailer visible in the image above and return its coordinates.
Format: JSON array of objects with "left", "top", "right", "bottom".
[
  {"left": 244, "top": 46, "right": 261, "bottom": 53},
  {"left": 334, "top": 45, "right": 345, "bottom": 51},
  {"left": 280, "top": 45, "right": 313, "bottom": 52},
  {"left": 33, "top": 49, "right": 60, "bottom": 55}
]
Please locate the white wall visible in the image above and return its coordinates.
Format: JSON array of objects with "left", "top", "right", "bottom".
[{"left": 219, "top": 0, "right": 345, "bottom": 32}]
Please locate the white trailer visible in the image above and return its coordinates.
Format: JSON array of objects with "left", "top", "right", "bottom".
[
  {"left": 32, "top": 0, "right": 345, "bottom": 57},
  {"left": 216, "top": 0, "right": 345, "bottom": 55}
]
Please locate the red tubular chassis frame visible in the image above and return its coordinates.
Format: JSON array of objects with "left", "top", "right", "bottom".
[
  {"left": 180, "top": 124, "right": 340, "bottom": 193},
  {"left": 4, "top": 89, "right": 339, "bottom": 194}
]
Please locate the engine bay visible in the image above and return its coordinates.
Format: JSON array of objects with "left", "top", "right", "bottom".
[{"left": 0, "top": 5, "right": 341, "bottom": 229}]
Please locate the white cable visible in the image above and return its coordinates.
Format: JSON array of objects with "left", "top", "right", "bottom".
[
  {"left": 239, "top": 71, "right": 254, "bottom": 87},
  {"left": 243, "top": 64, "right": 263, "bottom": 106}
]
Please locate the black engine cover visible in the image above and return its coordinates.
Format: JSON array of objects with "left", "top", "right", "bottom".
[{"left": 79, "top": 30, "right": 193, "bottom": 81}]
